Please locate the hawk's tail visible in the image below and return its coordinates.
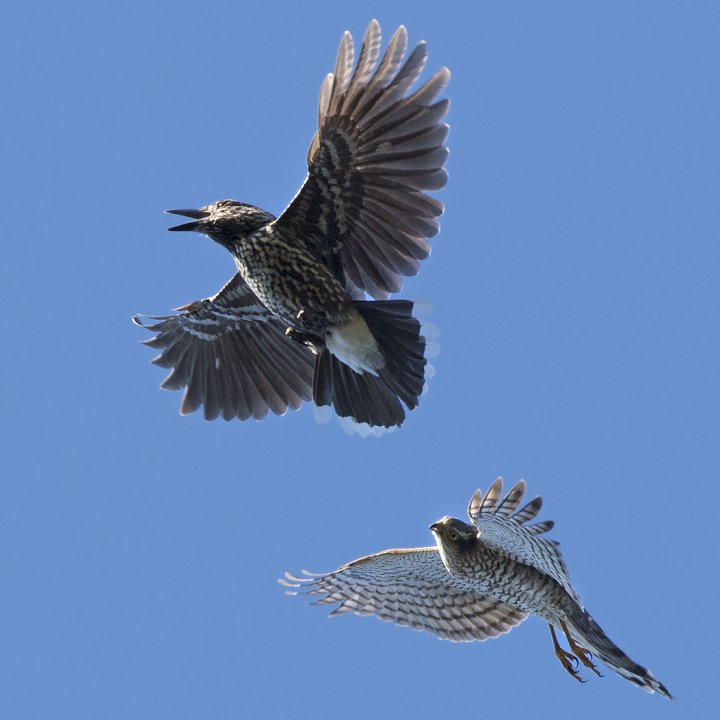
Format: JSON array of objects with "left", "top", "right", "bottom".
[
  {"left": 313, "top": 300, "right": 431, "bottom": 434},
  {"left": 568, "top": 608, "right": 673, "bottom": 699}
]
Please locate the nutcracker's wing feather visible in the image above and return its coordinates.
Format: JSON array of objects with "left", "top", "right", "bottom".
[
  {"left": 134, "top": 273, "right": 315, "bottom": 420},
  {"left": 275, "top": 20, "right": 449, "bottom": 298}
]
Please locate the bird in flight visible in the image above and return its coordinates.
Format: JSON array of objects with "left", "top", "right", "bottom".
[
  {"left": 134, "top": 20, "right": 449, "bottom": 434},
  {"left": 281, "top": 478, "right": 672, "bottom": 699}
]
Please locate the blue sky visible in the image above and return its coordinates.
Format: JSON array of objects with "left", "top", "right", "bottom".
[{"left": 2, "top": 1, "right": 718, "bottom": 717}]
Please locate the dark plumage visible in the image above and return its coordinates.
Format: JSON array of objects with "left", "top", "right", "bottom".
[{"left": 134, "top": 20, "right": 449, "bottom": 433}]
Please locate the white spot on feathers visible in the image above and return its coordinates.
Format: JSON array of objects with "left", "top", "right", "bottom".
[{"left": 325, "top": 309, "right": 384, "bottom": 375}]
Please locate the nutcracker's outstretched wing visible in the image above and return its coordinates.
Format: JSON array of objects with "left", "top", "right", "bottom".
[
  {"left": 274, "top": 20, "right": 450, "bottom": 298},
  {"left": 134, "top": 273, "right": 315, "bottom": 420}
]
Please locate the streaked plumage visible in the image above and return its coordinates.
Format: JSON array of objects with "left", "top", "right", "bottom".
[
  {"left": 282, "top": 478, "right": 672, "bottom": 699},
  {"left": 134, "top": 20, "right": 449, "bottom": 433},
  {"left": 283, "top": 549, "right": 527, "bottom": 642}
]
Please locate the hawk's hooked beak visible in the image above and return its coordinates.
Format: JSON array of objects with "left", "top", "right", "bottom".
[
  {"left": 166, "top": 208, "right": 210, "bottom": 232},
  {"left": 429, "top": 522, "right": 443, "bottom": 534}
]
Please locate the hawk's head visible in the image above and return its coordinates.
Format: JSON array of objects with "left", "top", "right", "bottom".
[
  {"left": 430, "top": 516, "right": 479, "bottom": 577},
  {"left": 430, "top": 516, "right": 478, "bottom": 546}
]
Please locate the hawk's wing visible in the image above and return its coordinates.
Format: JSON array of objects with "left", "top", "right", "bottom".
[
  {"left": 134, "top": 273, "right": 315, "bottom": 421},
  {"left": 467, "top": 479, "right": 581, "bottom": 604},
  {"left": 281, "top": 547, "right": 527, "bottom": 642},
  {"left": 273, "top": 20, "right": 449, "bottom": 299}
]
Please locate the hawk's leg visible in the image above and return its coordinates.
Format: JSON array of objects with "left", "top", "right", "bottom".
[
  {"left": 549, "top": 624, "right": 586, "bottom": 683},
  {"left": 560, "top": 620, "right": 603, "bottom": 677}
]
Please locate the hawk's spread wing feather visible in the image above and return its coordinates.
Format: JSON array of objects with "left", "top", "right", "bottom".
[
  {"left": 274, "top": 20, "right": 450, "bottom": 299},
  {"left": 281, "top": 547, "right": 527, "bottom": 642},
  {"left": 467, "top": 478, "right": 581, "bottom": 603},
  {"left": 134, "top": 273, "right": 315, "bottom": 421}
]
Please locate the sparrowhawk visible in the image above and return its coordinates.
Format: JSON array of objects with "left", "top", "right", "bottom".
[{"left": 281, "top": 478, "right": 672, "bottom": 698}]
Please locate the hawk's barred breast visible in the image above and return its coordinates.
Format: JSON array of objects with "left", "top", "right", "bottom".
[{"left": 283, "top": 479, "right": 672, "bottom": 699}]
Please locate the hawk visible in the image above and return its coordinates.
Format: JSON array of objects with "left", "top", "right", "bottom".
[
  {"left": 281, "top": 478, "right": 672, "bottom": 699},
  {"left": 134, "top": 20, "right": 449, "bottom": 434}
]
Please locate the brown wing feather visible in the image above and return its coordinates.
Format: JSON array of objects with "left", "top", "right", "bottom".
[
  {"left": 274, "top": 20, "right": 449, "bottom": 298},
  {"left": 134, "top": 273, "right": 315, "bottom": 420}
]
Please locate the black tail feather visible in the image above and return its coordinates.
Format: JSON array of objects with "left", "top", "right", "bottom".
[
  {"left": 356, "top": 300, "right": 427, "bottom": 409},
  {"left": 313, "top": 299, "right": 429, "bottom": 430},
  {"left": 313, "top": 351, "right": 405, "bottom": 428}
]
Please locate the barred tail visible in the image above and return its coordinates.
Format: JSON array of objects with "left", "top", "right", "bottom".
[
  {"left": 569, "top": 609, "right": 673, "bottom": 699},
  {"left": 313, "top": 300, "right": 430, "bottom": 433}
]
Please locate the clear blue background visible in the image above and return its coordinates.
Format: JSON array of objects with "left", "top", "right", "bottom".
[{"left": 2, "top": 1, "right": 717, "bottom": 717}]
